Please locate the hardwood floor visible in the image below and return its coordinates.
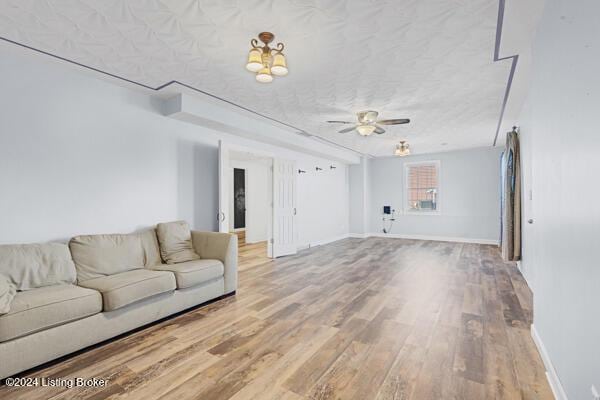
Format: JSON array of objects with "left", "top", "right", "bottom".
[
  {"left": 0, "top": 238, "right": 553, "bottom": 400},
  {"left": 233, "top": 230, "right": 271, "bottom": 271}
]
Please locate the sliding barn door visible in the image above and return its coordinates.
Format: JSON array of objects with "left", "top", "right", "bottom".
[
  {"left": 218, "top": 140, "right": 229, "bottom": 233},
  {"left": 272, "top": 159, "right": 297, "bottom": 257}
]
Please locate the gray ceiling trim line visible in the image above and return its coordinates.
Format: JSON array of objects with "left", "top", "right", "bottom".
[
  {"left": 160, "top": 80, "right": 371, "bottom": 157},
  {"left": 0, "top": 35, "right": 367, "bottom": 158},
  {"left": 0, "top": 0, "right": 513, "bottom": 155},
  {"left": 492, "top": 0, "right": 519, "bottom": 147}
]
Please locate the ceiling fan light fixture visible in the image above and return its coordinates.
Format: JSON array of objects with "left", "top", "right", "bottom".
[
  {"left": 327, "top": 111, "right": 411, "bottom": 136},
  {"left": 356, "top": 124, "right": 376, "bottom": 136},
  {"left": 245, "top": 48, "right": 263, "bottom": 72},
  {"left": 394, "top": 141, "right": 410, "bottom": 156},
  {"left": 271, "top": 53, "right": 288, "bottom": 76},
  {"left": 256, "top": 66, "right": 273, "bottom": 83},
  {"left": 358, "top": 110, "right": 379, "bottom": 124}
]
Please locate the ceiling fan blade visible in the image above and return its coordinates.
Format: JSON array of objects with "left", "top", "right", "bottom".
[
  {"left": 377, "top": 118, "right": 410, "bottom": 125},
  {"left": 326, "top": 120, "right": 353, "bottom": 124},
  {"left": 338, "top": 126, "right": 357, "bottom": 133},
  {"left": 374, "top": 125, "right": 386, "bottom": 134}
]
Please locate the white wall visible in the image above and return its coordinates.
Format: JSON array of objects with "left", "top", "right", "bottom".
[
  {"left": 348, "top": 161, "right": 366, "bottom": 235},
  {"left": 296, "top": 161, "right": 349, "bottom": 248},
  {"left": 350, "top": 147, "right": 502, "bottom": 242},
  {"left": 0, "top": 49, "right": 219, "bottom": 243},
  {"left": 0, "top": 45, "right": 349, "bottom": 247},
  {"left": 518, "top": 1, "right": 600, "bottom": 399},
  {"left": 246, "top": 162, "right": 270, "bottom": 243}
]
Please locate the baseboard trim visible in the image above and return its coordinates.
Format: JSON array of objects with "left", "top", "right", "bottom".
[
  {"left": 312, "top": 232, "right": 499, "bottom": 246},
  {"left": 531, "top": 324, "right": 569, "bottom": 400},
  {"left": 245, "top": 238, "right": 268, "bottom": 244},
  {"left": 365, "top": 232, "right": 499, "bottom": 245},
  {"left": 300, "top": 234, "right": 351, "bottom": 249}
]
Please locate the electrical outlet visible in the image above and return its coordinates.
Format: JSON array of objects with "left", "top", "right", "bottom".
[{"left": 592, "top": 384, "right": 600, "bottom": 400}]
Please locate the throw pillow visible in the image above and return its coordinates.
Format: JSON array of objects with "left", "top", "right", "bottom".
[{"left": 156, "top": 221, "right": 200, "bottom": 264}]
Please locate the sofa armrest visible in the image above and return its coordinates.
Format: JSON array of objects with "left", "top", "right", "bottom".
[{"left": 191, "top": 231, "right": 237, "bottom": 294}]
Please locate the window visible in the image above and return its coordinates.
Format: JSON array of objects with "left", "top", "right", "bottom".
[{"left": 405, "top": 161, "right": 440, "bottom": 213}]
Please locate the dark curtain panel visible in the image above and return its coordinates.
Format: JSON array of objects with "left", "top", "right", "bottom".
[{"left": 501, "top": 130, "right": 522, "bottom": 261}]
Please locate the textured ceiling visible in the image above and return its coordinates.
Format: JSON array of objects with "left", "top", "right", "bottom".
[{"left": 0, "top": 0, "right": 512, "bottom": 156}]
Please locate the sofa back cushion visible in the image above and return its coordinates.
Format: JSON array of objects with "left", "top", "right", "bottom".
[
  {"left": 0, "top": 243, "right": 77, "bottom": 290},
  {"left": 135, "top": 229, "right": 163, "bottom": 267},
  {"left": 156, "top": 221, "right": 200, "bottom": 264},
  {"left": 0, "top": 274, "right": 16, "bottom": 314},
  {"left": 69, "top": 234, "right": 144, "bottom": 282}
]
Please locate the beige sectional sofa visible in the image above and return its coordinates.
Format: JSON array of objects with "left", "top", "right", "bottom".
[{"left": 0, "top": 222, "right": 237, "bottom": 379}]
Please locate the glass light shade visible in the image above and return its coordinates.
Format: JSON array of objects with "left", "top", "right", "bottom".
[
  {"left": 256, "top": 67, "right": 273, "bottom": 83},
  {"left": 245, "top": 49, "right": 263, "bottom": 72},
  {"left": 356, "top": 124, "right": 376, "bottom": 136},
  {"left": 271, "top": 53, "right": 288, "bottom": 76},
  {"left": 363, "top": 110, "right": 378, "bottom": 123},
  {"left": 394, "top": 142, "right": 410, "bottom": 156}
]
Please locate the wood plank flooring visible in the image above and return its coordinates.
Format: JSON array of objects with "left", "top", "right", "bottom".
[
  {"left": 232, "top": 230, "right": 271, "bottom": 271},
  {"left": 0, "top": 238, "right": 553, "bottom": 400}
]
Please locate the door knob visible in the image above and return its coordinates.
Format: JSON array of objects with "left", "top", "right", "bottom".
[{"left": 528, "top": 219, "right": 534, "bottom": 224}]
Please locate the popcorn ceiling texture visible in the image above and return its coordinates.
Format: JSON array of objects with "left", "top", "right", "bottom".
[{"left": 0, "top": 0, "right": 510, "bottom": 156}]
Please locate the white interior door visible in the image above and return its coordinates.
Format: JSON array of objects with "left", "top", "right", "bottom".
[
  {"left": 218, "top": 140, "right": 229, "bottom": 233},
  {"left": 267, "top": 159, "right": 274, "bottom": 258},
  {"left": 272, "top": 159, "right": 297, "bottom": 257}
]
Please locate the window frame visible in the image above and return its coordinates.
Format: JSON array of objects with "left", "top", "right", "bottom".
[{"left": 403, "top": 160, "right": 441, "bottom": 215}]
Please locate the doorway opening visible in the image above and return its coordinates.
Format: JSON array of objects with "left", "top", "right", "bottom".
[
  {"left": 228, "top": 150, "right": 273, "bottom": 264},
  {"left": 218, "top": 141, "right": 298, "bottom": 261}
]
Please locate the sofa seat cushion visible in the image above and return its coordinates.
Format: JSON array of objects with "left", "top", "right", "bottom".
[
  {"left": 152, "top": 259, "right": 224, "bottom": 289},
  {"left": 78, "top": 269, "right": 176, "bottom": 311},
  {"left": 0, "top": 285, "right": 102, "bottom": 342}
]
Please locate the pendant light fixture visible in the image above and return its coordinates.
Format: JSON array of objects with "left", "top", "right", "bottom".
[
  {"left": 245, "top": 32, "right": 288, "bottom": 83},
  {"left": 394, "top": 141, "right": 410, "bottom": 156}
]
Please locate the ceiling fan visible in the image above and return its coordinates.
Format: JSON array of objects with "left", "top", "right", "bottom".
[{"left": 327, "top": 110, "right": 410, "bottom": 136}]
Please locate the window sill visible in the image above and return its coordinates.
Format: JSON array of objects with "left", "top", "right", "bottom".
[{"left": 404, "top": 210, "right": 441, "bottom": 216}]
